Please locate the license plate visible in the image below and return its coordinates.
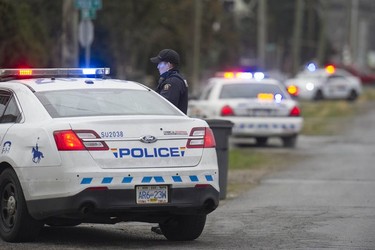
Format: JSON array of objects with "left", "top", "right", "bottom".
[
  {"left": 136, "top": 185, "right": 168, "bottom": 204},
  {"left": 254, "top": 109, "right": 271, "bottom": 117},
  {"left": 248, "top": 109, "right": 271, "bottom": 117}
]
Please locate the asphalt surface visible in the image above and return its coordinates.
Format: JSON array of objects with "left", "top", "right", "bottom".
[{"left": 1, "top": 102, "right": 375, "bottom": 249}]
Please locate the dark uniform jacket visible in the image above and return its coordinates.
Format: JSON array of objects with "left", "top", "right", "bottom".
[{"left": 156, "top": 69, "right": 188, "bottom": 114}]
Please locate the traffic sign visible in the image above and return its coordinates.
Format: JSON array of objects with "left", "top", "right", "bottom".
[
  {"left": 78, "top": 19, "right": 94, "bottom": 47},
  {"left": 81, "top": 9, "right": 98, "bottom": 19},
  {"left": 75, "top": 0, "right": 102, "bottom": 10},
  {"left": 75, "top": 0, "right": 102, "bottom": 20}
]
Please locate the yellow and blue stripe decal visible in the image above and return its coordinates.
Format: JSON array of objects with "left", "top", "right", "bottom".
[
  {"left": 235, "top": 123, "right": 296, "bottom": 129},
  {"left": 80, "top": 175, "right": 215, "bottom": 185}
]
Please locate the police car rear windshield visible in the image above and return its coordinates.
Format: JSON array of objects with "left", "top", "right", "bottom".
[
  {"left": 35, "top": 89, "right": 182, "bottom": 118},
  {"left": 219, "top": 83, "right": 289, "bottom": 99}
]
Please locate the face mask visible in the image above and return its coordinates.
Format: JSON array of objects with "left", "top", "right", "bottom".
[{"left": 157, "top": 62, "right": 170, "bottom": 75}]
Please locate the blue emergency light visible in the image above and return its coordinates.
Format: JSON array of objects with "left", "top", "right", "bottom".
[{"left": 216, "top": 71, "right": 265, "bottom": 80}]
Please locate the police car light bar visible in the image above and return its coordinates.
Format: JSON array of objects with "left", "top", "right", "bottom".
[
  {"left": 215, "top": 71, "right": 265, "bottom": 80},
  {"left": 0, "top": 68, "right": 110, "bottom": 79}
]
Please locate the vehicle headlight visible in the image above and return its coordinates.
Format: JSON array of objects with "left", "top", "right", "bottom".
[{"left": 306, "top": 82, "right": 315, "bottom": 91}]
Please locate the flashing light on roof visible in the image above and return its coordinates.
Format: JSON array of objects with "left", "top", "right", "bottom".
[
  {"left": 223, "top": 72, "right": 235, "bottom": 78},
  {"left": 217, "top": 71, "right": 265, "bottom": 80},
  {"left": 306, "top": 62, "right": 317, "bottom": 72},
  {"left": 82, "top": 68, "right": 98, "bottom": 75},
  {"left": 253, "top": 72, "right": 265, "bottom": 81},
  {"left": 236, "top": 72, "right": 253, "bottom": 79},
  {"left": 19, "top": 69, "right": 33, "bottom": 76},
  {"left": 0, "top": 68, "right": 110, "bottom": 80},
  {"left": 325, "top": 65, "right": 336, "bottom": 74}
]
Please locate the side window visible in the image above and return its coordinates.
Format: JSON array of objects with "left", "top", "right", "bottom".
[
  {"left": 0, "top": 92, "right": 21, "bottom": 123},
  {"left": 328, "top": 75, "right": 343, "bottom": 80},
  {"left": 200, "top": 85, "right": 214, "bottom": 100},
  {"left": 0, "top": 92, "right": 11, "bottom": 119}
]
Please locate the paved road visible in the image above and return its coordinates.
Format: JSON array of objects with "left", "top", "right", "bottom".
[
  {"left": 1, "top": 103, "right": 375, "bottom": 249},
  {"left": 207, "top": 104, "right": 375, "bottom": 249}
]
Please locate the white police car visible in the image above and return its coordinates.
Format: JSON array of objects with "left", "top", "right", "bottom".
[
  {"left": 285, "top": 65, "right": 362, "bottom": 101},
  {"left": 0, "top": 68, "right": 219, "bottom": 242},
  {"left": 188, "top": 72, "right": 303, "bottom": 147}
]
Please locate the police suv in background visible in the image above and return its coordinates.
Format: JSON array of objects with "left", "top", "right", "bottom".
[
  {"left": 188, "top": 71, "right": 303, "bottom": 148},
  {"left": 0, "top": 68, "right": 219, "bottom": 242},
  {"left": 285, "top": 64, "right": 362, "bottom": 101}
]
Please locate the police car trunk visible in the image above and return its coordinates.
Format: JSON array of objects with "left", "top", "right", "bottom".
[{"left": 63, "top": 116, "right": 208, "bottom": 169}]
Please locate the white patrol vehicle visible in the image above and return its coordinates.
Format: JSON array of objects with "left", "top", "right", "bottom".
[
  {"left": 285, "top": 65, "right": 362, "bottom": 101},
  {"left": 0, "top": 68, "right": 219, "bottom": 242},
  {"left": 188, "top": 72, "right": 303, "bottom": 148}
]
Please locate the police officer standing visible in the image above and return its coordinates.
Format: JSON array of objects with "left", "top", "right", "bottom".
[{"left": 150, "top": 49, "right": 188, "bottom": 114}]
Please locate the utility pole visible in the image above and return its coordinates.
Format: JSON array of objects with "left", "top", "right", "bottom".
[
  {"left": 257, "top": 0, "right": 267, "bottom": 69},
  {"left": 292, "top": 0, "right": 304, "bottom": 75},
  {"left": 357, "top": 20, "right": 368, "bottom": 68},
  {"left": 192, "top": 0, "right": 202, "bottom": 94},
  {"left": 317, "top": 0, "right": 327, "bottom": 66},
  {"left": 350, "top": 0, "right": 359, "bottom": 65},
  {"left": 61, "top": 0, "right": 79, "bottom": 67}
]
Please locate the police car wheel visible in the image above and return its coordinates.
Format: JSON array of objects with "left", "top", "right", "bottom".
[
  {"left": 347, "top": 89, "right": 358, "bottom": 101},
  {"left": 282, "top": 135, "right": 297, "bottom": 148},
  {"left": 0, "top": 168, "right": 43, "bottom": 242},
  {"left": 313, "top": 90, "right": 324, "bottom": 101},
  {"left": 255, "top": 137, "right": 268, "bottom": 146},
  {"left": 159, "top": 214, "right": 206, "bottom": 241}
]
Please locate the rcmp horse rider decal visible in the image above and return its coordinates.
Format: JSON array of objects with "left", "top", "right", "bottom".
[
  {"left": 1, "top": 141, "right": 11, "bottom": 154},
  {"left": 32, "top": 138, "right": 44, "bottom": 163}
]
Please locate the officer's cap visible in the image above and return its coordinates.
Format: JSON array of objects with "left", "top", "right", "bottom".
[{"left": 150, "top": 49, "right": 180, "bottom": 66}]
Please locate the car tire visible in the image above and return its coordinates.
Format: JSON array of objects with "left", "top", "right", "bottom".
[
  {"left": 0, "top": 168, "right": 43, "bottom": 242},
  {"left": 255, "top": 137, "right": 268, "bottom": 146},
  {"left": 160, "top": 214, "right": 206, "bottom": 241},
  {"left": 347, "top": 89, "right": 358, "bottom": 101},
  {"left": 282, "top": 135, "right": 297, "bottom": 148},
  {"left": 314, "top": 89, "right": 324, "bottom": 101}
]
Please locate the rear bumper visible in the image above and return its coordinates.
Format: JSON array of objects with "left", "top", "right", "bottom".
[
  {"left": 229, "top": 117, "right": 303, "bottom": 137},
  {"left": 27, "top": 185, "right": 219, "bottom": 221}
]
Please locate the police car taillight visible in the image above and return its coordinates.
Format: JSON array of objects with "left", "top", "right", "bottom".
[
  {"left": 54, "top": 130, "right": 109, "bottom": 151},
  {"left": 289, "top": 106, "right": 301, "bottom": 117},
  {"left": 221, "top": 105, "right": 234, "bottom": 116},
  {"left": 186, "top": 127, "right": 216, "bottom": 148}
]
